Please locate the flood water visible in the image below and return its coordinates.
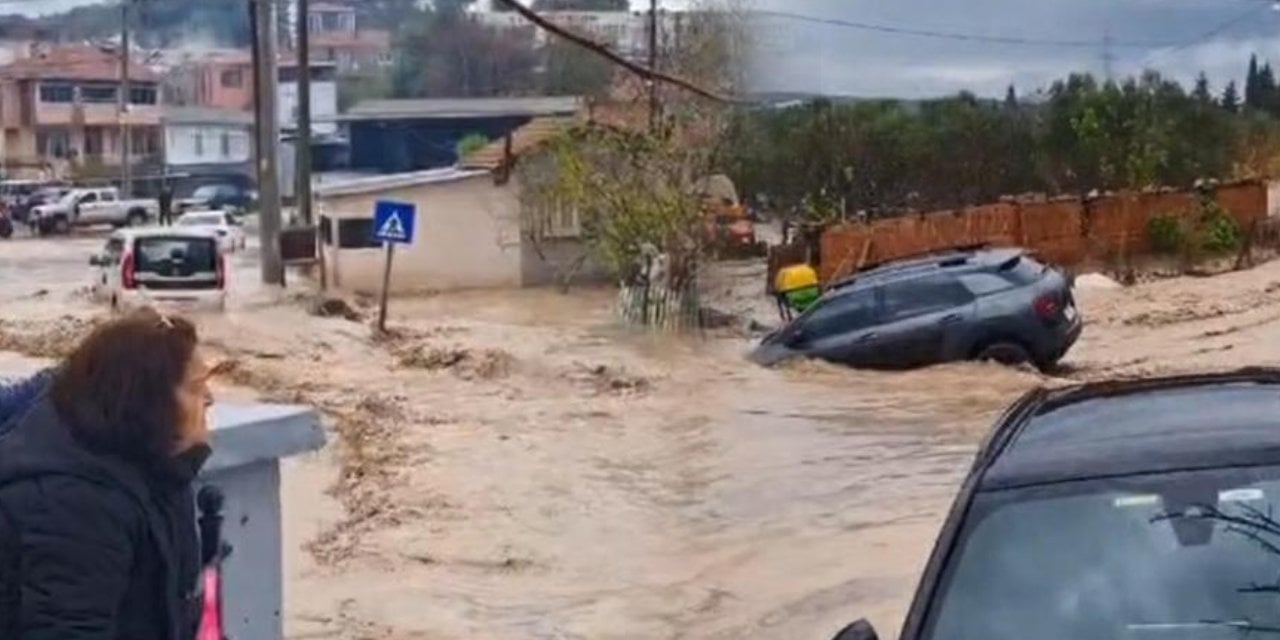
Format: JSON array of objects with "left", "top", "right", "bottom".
[{"left": 6, "top": 232, "right": 1280, "bottom": 639}]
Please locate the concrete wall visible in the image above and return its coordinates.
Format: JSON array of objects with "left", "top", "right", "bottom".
[
  {"left": 165, "top": 122, "right": 253, "bottom": 167},
  {"left": 521, "top": 235, "right": 610, "bottom": 288},
  {"left": 317, "top": 173, "right": 524, "bottom": 294}
]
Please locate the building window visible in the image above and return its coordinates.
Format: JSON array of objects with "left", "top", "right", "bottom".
[
  {"left": 220, "top": 131, "right": 231, "bottom": 157},
  {"left": 38, "top": 83, "right": 73, "bottom": 103},
  {"left": 130, "top": 129, "right": 157, "bottom": 155},
  {"left": 84, "top": 127, "right": 104, "bottom": 156},
  {"left": 336, "top": 218, "right": 381, "bottom": 249},
  {"left": 220, "top": 69, "right": 243, "bottom": 88},
  {"left": 80, "top": 85, "right": 118, "bottom": 103},
  {"left": 36, "top": 128, "right": 71, "bottom": 158},
  {"left": 193, "top": 132, "right": 204, "bottom": 157},
  {"left": 129, "top": 85, "right": 157, "bottom": 105}
]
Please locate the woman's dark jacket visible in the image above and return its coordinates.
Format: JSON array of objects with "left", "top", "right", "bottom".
[{"left": 0, "top": 395, "right": 204, "bottom": 640}]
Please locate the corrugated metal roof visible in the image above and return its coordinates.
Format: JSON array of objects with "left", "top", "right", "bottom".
[
  {"left": 315, "top": 167, "right": 490, "bottom": 200},
  {"left": 338, "top": 96, "right": 582, "bottom": 121}
]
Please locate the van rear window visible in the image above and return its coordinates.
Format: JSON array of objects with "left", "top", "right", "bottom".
[{"left": 134, "top": 237, "right": 217, "bottom": 274}]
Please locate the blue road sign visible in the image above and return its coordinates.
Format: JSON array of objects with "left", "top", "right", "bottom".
[{"left": 373, "top": 200, "right": 416, "bottom": 244}]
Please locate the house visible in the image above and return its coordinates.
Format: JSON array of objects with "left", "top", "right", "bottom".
[
  {"left": 307, "top": 2, "right": 392, "bottom": 74},
  {"left": 161, "top": 106, "right": 253, "bottom": 176},
  {"left": 313, "top": 117, "right": 606, "bottom": 294},
  {"left": 331, "top": 95, "right": 581, "bottom": 174},
  {"left": 0, "top": 45, "right": 162, "bottom": 177},
  {"left": 162, "top": 50, "right": 338, "bottom": 136}
]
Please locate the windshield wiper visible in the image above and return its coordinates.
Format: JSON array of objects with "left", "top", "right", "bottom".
[{"left": 1130, "top": 620, "right": 1280, "bottom": 634}]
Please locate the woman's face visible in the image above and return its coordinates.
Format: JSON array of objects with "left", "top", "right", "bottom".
[{"left": 174, "top": 346, "right": 214, "bottom": 452}]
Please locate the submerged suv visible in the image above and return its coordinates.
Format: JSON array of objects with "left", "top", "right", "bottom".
[
  {"left": 830, "top": 368, "right": 1280, "bottom": 640},
  {"left": 751, "top": 248, "right": 1082, "bottom": 370}
]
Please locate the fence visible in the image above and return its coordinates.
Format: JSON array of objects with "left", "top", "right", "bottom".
[
  {"left": 617, "top": 283, "right": 703, "bottom": 332},
  {"left": 817, "top": 180, "right": 1269, "bottom": 282}
]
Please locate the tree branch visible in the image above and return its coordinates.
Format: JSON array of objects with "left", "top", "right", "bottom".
[{"left": 489, "top": 0, "right": 741, "bottom": 104}]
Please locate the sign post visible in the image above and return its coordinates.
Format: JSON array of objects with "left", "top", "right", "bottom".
[{"left": 371, "top": 200, "right": 417, "bottom": 332}]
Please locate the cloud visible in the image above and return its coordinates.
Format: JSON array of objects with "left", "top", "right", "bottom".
[{"left": 744, "top": 0, "right": 1280, "bottom": 98}]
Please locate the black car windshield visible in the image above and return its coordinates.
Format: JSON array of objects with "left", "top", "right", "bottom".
[{"left": 924, "top": 466, "right": 1280, "bottom": 640}]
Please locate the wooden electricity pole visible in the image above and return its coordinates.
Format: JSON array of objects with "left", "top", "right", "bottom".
[
  {"left": 118, "top": 1, "right": 132, "bottom": 196},
  {"left": 296, "top": 0, "right": 313, "bottom": 225},
  {"left": 648, "top": 0, "right": 660, "bottom": 132},
  {"left": 251, "top": 0, "right": 285, "bottom": 285}
]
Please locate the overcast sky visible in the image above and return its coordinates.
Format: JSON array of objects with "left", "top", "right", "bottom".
[{"left": 26, "top": 0, "right": 1280, "bottom": 98}]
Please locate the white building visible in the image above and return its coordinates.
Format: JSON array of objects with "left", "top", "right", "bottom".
[
  {"left": 471, "top": 2, "right": 680, "bottom": 61},
  {"left": 161, "top": 106, "right": 253, "bottom": 174},
  {"left": 278, "top": 60, "right": 339, "bottom": 137}
]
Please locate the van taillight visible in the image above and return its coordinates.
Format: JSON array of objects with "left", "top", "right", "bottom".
[
  {"left": 121, "top": 253, "right": 136, "bottom": 289},
  {"left": 1033, "top": 294, "right": 1060, "bottom": 321},
  {"left": 216, "top": 252, "right": 226, "bottom": 289}
]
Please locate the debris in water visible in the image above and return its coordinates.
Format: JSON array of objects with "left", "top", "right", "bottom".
[
  {"left": 397, "top": 345, "right": 514, "bottom": 380},
  {"left": 567, "top": 363, "right": 651, "bottom": 395},
  {"left": 309, "top": 297, "right": 363, "bottom": 322},
  {"left": 1074, "top": 273, "right": 1122, "bottom": 291}
]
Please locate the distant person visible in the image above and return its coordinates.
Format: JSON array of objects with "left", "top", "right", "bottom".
[
  {"left": 159, "top": 182, "right": 174, "bottom": 226},
  {"left": 0, "top": 309, "right": 215, "bottom": 639}
]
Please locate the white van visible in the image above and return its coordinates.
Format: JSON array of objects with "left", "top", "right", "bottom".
[{"left": 89, "top": 228, "right": 227, "bottom": 311}]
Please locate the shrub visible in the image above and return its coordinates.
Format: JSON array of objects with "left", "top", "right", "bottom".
[
  {"left": 1197, "top": 201, "right": 1243, "bottom": 254},
  {"left": 1147, "top": 214, "right": 1187, "bottom": 255}
]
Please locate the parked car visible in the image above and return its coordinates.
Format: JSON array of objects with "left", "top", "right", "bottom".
[
  {"left": 751, "top": 248, "right": 1081, "bottom": 371},
  {"left": 176, "top": 183, "right": 256, "bottom": 215},
  {"left": 88, "top": 228, "right": 227, "bottom": 312},
  {"left": 0, "top": 179, "right": 47, "bottom": 209},
  {"left": 829, "top": 368, "right": 1280, "bottom": 640},
  {"left": 31, "top": 187, "right": 159, "bottom": 235},
  {"left": 176, "top": 210, "right": 247, "bottom": 252},
  {"left": 13, "top": 186, "right": 70, "bottom": 225}
]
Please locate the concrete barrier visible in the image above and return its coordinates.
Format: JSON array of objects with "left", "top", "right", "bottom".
[{"left": 200, "top": 403, "right": 326, "bottom": 640}]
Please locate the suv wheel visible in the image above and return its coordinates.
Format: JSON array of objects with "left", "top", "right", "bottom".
[
  {"left": 126, "top": 210, "right": 147, "bottom": 227},
  {"left": 52, "top": 216, "right": 70, "bottom": 235},
  {"left": 977, "top": 342, "right": 1031, "bottom": 367}
]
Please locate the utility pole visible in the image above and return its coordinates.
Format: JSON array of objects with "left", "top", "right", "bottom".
[
  {"left": 252, "top": 0, "right": 285, "bottom": 285},
  {"left": 296, "top": 0, "right": 313, "bottom": 225},
  {"left": 118, "top": 1, "right": 132, "bottom": 197},
  {"left": 648, "top": 0, "right": 660, "bottom": 132}
]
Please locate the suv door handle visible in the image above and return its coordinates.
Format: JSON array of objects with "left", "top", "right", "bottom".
[
  {"left": 856, "top": 332, "right": 878, "bottom": 343},
  {"left": 939, "top": 314, "right": 963, "bottom": 325}
]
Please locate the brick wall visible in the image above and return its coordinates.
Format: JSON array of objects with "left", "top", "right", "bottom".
[{"left": 817, "top": 180, "right": 1268, "bottom": 282}]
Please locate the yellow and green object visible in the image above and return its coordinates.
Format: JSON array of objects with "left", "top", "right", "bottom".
[{"left": 775, "top": 263, "right": 822, "bottom": 313}]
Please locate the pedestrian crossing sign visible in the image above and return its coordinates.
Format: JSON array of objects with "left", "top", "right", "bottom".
[{"left": 372, "top": 200, "right": 416, "bottom": 244}]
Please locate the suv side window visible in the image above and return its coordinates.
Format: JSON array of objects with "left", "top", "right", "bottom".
[
  {"left": 801, "top": 290, "right": 880, "bottom": 339},
  {"left": 79, "top": 192, "right": 98, "bottom": 204},
  {"left": 882, "top": 276, "right": 975, "bottom": 320}
]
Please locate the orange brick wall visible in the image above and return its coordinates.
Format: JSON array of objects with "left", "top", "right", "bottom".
[{"left": 817, "top": 181, "right": 1268, "bottom": 282}]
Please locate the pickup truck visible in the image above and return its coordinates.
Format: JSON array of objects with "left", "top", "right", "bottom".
[{"left": 31, "top": 187, "right": 159, "bottom": 235}]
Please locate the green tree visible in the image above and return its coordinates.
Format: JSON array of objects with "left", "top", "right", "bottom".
[
  {"left": 1222, "top": 80, "right": 1241, "bottom": 113},
  {"left": 542, "top": 40, "right": 614, "bottom": 96},
  {"left": 391, "top": 7, "right": 538, "bottom": 97},
  {"left": 1193, "top": 72, "right": 1212, "bottom": 104},
  {"left": 1247, "top": 54, "right": 1262, "bottom": 109}
]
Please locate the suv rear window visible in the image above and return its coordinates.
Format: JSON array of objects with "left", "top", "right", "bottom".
[
  {"left": 1000, "top": 255, "right": 1047, "bottom": 285},
  {"left": 134, "top": 236, "right": 218, "bottom": 275}
]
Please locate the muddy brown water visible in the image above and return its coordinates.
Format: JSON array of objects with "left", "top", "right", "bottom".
[{"left": 10, "top": 234, "right": 1280, "bottom": 638}]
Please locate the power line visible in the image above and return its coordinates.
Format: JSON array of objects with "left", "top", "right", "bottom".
[
  {"left": 1142, "top": 3, "right": 1269, "bottom": 65},
  {"left": 753, "top": 9, "right": 1183, "bottom": 49}
]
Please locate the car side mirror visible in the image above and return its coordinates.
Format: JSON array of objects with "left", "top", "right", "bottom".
[{"left": 831, "top": 619, "right": 879, "bottom": 640}]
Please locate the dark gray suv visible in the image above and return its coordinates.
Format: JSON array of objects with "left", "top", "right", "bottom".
[{"left": 751, "top": 248, "right": 1082, "bottom": 370}]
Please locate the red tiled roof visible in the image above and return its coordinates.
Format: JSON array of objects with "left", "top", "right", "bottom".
[{"left": 0, "top": 45, "right": 159, "bottom": 82}]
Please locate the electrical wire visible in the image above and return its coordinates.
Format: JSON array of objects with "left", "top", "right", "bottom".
[
  {"left": 1141, "top": 3, "right": 1270, "bottom": 65},
  {"left": 753, "top": 9, "right": 1183, "bottom": 49}
]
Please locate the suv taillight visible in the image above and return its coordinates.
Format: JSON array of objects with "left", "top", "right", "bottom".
[
  {"left": 1033, "top": 293, "right": 1060, "bottom": 322},
  {"left": 216, "top": 252, "right": 226, "bottom": 289},
  {"left": 121, "top": 252, "right": 136, "bottom": 290}
]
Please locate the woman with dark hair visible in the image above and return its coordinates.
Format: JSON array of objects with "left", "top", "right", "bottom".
[{"left": 0, "top": 308, "right": 214, "bottom": 640}]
